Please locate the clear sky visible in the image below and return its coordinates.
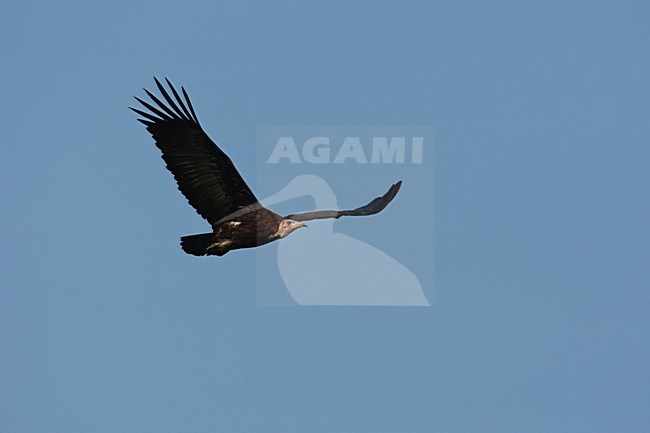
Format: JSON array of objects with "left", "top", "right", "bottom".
[{"left": 1, "top": 1, "right": 649, "bottom": 432}]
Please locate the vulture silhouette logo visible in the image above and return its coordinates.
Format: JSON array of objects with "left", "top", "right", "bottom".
[{"left": 131, "top": 78, "right": 403, "bottom": 258}]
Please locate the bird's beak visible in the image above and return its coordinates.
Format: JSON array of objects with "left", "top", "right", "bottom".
[{"left": 299, "top": 222, "right": 308, "bottom": 229}]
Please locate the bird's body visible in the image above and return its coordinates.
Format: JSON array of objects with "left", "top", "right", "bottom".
[
  {"left": 181, "top": 208, "right": 285, "bottom": 256},
  {"left": 131, "top": 78, "right": 401, "bottom": 256}
]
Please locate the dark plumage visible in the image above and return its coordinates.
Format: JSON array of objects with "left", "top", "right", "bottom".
[{"left": 131, "top": 78, "right": 402, "bottom": 256}]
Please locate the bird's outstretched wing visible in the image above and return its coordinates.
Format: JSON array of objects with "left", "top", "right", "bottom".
[
  {"left": 284, "top": 181, "right": 402, "bottom": 222},
  {"left": 131, "top": 78, "right": 259, "bottom": 226}
]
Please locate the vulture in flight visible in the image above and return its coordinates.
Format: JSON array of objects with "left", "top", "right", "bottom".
[{"left": 131, "top": 78, "right": 402, "bottom": 256}]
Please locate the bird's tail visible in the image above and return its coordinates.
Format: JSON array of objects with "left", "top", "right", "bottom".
[{"left": 180, "top": 233, "right": 218, "bottom": 256}]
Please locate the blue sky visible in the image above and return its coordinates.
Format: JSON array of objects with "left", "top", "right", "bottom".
[{"left": 1, "top": 1, "right": 649, "bottom": 432}]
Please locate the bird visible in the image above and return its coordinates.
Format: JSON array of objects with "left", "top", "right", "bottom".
[{"left": 131, "top": 78, "right": 402, "bottom": 256}]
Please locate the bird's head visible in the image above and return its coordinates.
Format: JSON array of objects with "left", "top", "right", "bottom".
[{"left": 276, "top": 219, "right": 308, "bottom": 238}]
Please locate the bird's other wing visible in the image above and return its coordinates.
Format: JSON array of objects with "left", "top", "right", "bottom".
[
  {"left": 284, "top": 181, "right": 402, "bottom": 222},
  {"left": 131, "top": 78, "right": 259, "bottom": 226}
]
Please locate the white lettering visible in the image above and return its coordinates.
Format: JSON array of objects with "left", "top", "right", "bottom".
[
  {"left": 302, "top": 137, "right": 330, "bottom": 164},
  {"left": 411, "top": 137, "right": 423, "bottom": 163},
  {"left": 371, "top": 137, "right": 405, "bottom": 163},
  {"left": 333, "top": 137, "right": 367, "bottom": 164},
  {"left": 267, "top": 137, "right": 301, "bottom": 164}
]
